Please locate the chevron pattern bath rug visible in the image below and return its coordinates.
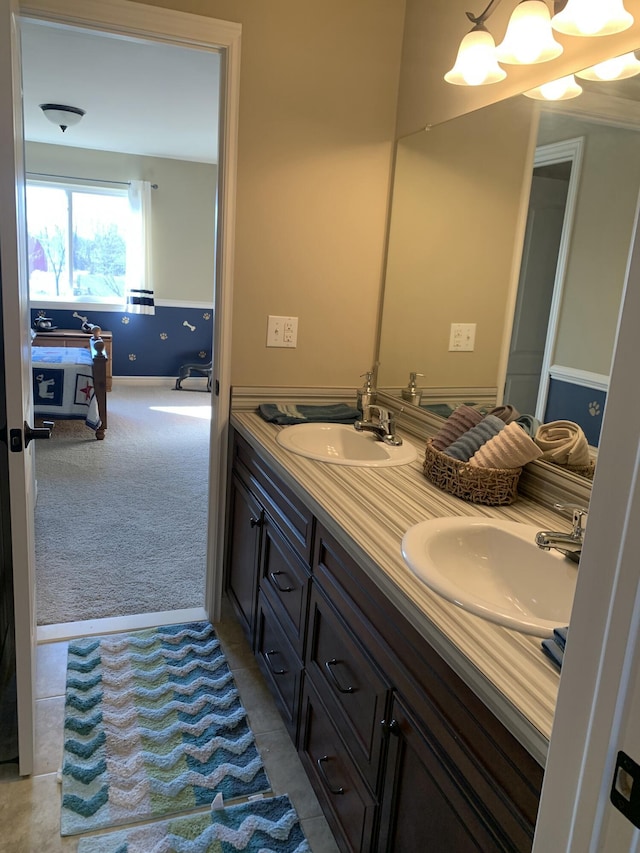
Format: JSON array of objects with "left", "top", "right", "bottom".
[
  {"left": 76, "top": 795, "right": 310, "bottom": 853},
  {"left": 60, "top": 621, "right": 271, "bottom": 837}
]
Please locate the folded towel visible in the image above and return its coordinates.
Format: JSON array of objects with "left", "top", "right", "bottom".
[
  {"left": 534, "top": 420, "right": 591, "bottom": 467},
  {"left": 541, "top": 637, "right": 564, "bottom": 671},
  {"left": 444, "top": 415, "right": 505, "bottom": 462},
  {"left": 469, "top": 421, "right": 543, "bottom": 469},
  {"left": 514, "top": 413, "right": 541, "bottom": 437},
  {"left": 431, "top": 405, "right": 484, "bottom": 451},
  {"left": 422, "top": 403, "right": 455, "bottom": 418},
  {"left": 258, "top": 403, "right": 361, "bottom": 425},
  {"left": 486, "top": 404, "right": 521, "bottom": 424},
  {"left": 553, "top": 626, "right": 568, "bottom": 650}
]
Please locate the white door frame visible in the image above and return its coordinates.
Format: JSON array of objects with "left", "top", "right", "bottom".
[
  {"left": 533, "top": 187, "right": 640, "bottom": 848},
  {"left": 533, "top": 136, "right": 583, "bottom": 421},
  {"left": 18, "top": 0, "right": 240, "bottom": 625}
]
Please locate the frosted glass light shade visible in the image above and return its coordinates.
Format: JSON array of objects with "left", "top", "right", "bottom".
[
  {"left": 551, "top": 0, "right": 633, "bottom": 36},
  {"left": 496, "top": 1, "right": 563, "bottom": 65},
  {"left": 576, "top": 52, "right": 640, "bottom": 81},
  {"left": 444, "top": 27, "right": 507, "bottom": 86},
  {"left": 39, "top": 103, "right": 85, "bottom": 132},
  {"left": 523, "top": 74, "right": 583, "bottom": 100}
]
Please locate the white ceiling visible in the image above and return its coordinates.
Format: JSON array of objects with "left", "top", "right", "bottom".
[{"left": 20, "top": 19, "right": 221, "bottom": 164}]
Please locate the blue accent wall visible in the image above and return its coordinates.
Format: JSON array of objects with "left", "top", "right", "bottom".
[
  {"left": 544, "top": 378, "right": 606, "bottom": 447},
  {"left": 31, "top": 306, "right": 213, "bottom": 378}
]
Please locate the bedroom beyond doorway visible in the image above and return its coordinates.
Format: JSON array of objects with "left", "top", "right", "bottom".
[{"left": 34, "top": 383, "right": 210, "bottom": 626}]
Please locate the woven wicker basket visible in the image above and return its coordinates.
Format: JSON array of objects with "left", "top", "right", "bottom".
[
  {"left": 550, "top": 461, "right": 595, "bottom": 480},
  {"left": 423, "top": 439, "right": 521, "bottom": 506}
]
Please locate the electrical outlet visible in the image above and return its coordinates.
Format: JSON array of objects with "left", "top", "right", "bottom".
[
  {"left": 267, "top": 315, "right": 298, "bottom": 348},
  {"left": 449, "top": 323, "right": 476, "bottom": 352}
]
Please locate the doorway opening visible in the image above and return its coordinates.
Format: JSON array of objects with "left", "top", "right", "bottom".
[
  {"left": 504, "top": 137, "right": 583, "bottom": 418},
  {"left": 20, "top": 18, "right": 221, "bottom": 638}
]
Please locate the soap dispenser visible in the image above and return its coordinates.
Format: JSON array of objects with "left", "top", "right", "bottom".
[
  {"left": 357, "top": 371, "right": 376, "bottom": 418},
  {"left": 401, "top": 372, "right": 424, "bottom": 406}
]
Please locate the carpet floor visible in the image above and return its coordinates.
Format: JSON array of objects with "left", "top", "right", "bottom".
[
  {"left": 60, "top": 621, "right": 271, "bottom": 836},
  {"left": 35, "top": 384, "right": 211, "bottom": 624},
  {"left": 76, "top": 795, "right": 310, "bottom": 852}
]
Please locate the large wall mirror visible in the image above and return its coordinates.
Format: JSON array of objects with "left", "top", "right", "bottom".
[{"left": 377, "top": 58, "right": 640, "bottom": 481}]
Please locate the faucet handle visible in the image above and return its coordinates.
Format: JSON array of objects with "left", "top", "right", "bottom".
[{"left": 554, "top": 503, "right": 588, "bottom": 534}]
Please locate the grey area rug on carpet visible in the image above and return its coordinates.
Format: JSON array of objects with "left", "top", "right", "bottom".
[
  {"left": 76, "top": 795, "right": 311, "bottom": 853},
  {"left": 60, "top": 621, "right": 271, "bottom": 836},
  {"left": 35, "top": 384, "right": 210, "bottom": 624}
]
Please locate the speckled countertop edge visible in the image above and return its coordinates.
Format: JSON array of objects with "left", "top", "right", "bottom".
[{"left": 231, "top": 411, "right": 569, "bottom": 767}]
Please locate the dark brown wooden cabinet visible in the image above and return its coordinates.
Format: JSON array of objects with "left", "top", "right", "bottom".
[{"left": 225, "top": 428, "right": 544, "bottom": 852}]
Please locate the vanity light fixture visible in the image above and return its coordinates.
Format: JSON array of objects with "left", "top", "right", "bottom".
[
  {"left": 523, "top": 73, "right": 583, "bottom": 99},
  {"left": 39, "top": 103, "right": 85, "bottom": 133},
  {"left": 551, "top": 0, "right": 633, "bottom": 37},
  {"left": 576, "top": 51, "right": 640, "bottom": 81},
  {"left": 445, "top": 0, "right": 634, "bottom": 86}
]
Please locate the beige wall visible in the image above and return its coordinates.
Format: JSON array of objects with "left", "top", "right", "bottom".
[
  {"left": 25, "top": 142, "right": 217, "bottom": 304},
  {"left": 377, "top": 97, "right": 536, "bottom": 390},
  {"left": 537, "top": 117, "right": 640, "bottom": 376},
  {"left": 142, "top": 0, "right": 406, "bottom": 388},
  {"left": 398, "top": 0, "right": 640, "bottom": 135}
]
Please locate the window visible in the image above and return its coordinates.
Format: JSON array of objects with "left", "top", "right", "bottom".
[{"left": 26, "top": 179, "right": 134, "bottom": 304}]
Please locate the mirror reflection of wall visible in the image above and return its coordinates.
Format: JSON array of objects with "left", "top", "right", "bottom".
[{"left": 377, "top": 77, "right": 640, "bottom": 454}]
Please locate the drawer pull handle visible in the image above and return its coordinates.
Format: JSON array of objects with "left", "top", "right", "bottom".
[
  {"left": 325, "top": 658, "right": 355, "bottom": 694},
  {"left": 269, "top": 571, "right": 294, "bottom": 593},
  {"left": 264, "top": 649, "right": 287, "bottom": 675},
  {"left": 316, "top": 755, "right": 344, "bottom": 795},
  {"left": 249, "top": 516, "right": 264, "bottom": 528}
]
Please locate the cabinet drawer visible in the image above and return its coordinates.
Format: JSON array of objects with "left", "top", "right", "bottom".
[
  {"left": 233, "top": 433, "right": 313, "bottom": 563},
  {"left": 299, "top": 677, "right": 377, "bottom": 853},
  {"left": 255, "top": 592, "right": 303, "bottom": 742},
  {"left": 261, "top": 518, "right": 310, "bottom": 658},
  {"left": 306, "top": 583, "right": 389, "bottom": 793}
]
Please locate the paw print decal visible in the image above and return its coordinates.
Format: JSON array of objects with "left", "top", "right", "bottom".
[
  {"left": 128, "top": 353, "right": 137, "bottom": 361},
  {"left": 588, "top": 401, "right": 601, "bottom": 417},
  {"left": 121, "top": 316, "right": 130, "bottom": 325},
  {"left": 199, "top": 351, "right": 207, "bottom": 359},
  {"left": 160, "top": 332, "right": 168, "bottom": 340},
  {"left": 203, "top": 312, "right": 211, "bottom": 321}
]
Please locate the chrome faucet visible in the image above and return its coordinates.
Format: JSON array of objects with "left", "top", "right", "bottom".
[
  {"left": 535, "top": 504, "right": 588, "bottom": 564},
  {"left": 354, "top": 405, "right": 403, "bottom": 446}
]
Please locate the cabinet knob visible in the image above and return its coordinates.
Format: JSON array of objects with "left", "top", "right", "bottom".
[
  {"left": 249, "top": 515, "right": 264, "bottom": 528},
  {"left": 381, "top": 718, "right": 400, "bottom": 735}
]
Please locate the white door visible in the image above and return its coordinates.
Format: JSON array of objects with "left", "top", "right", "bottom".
[
  {"left": 0, "top": 0, "right": 39, "bottom": 776},
  {"left": 504, "top": 174, "right": 569, "bottom": 414}
]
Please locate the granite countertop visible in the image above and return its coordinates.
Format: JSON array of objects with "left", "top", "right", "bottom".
[{"left": 231, "top": 410, "right": 568, "bottom": 767}]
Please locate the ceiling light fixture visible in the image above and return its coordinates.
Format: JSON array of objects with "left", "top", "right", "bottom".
[
  {"left": 39, "top": 103, "right": 86, "bottom": 133},
  {"left": 523, "top": 73, "right": 583, "bottom": 100},
  {"left": 445, "top": 0, "right": 634, "bottom": 87},
  {"left": 576, "top": 51, "right": 640, "bottom": 81}
]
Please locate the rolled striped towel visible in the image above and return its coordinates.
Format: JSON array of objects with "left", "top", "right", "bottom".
[
  {"left": 534, "top": 420, "right": 591, "bottom": 467},
  {"left": 486, "top": 404, "right": 520, "bottom": 424},
  {"left": 431, "top": 405, "right": 484, "bottom": 451},
  {"left": 469, "top": 421, "right": 542, "bottom": 468},
  {"left": 444, "top": 415, "right": 505, "bottom": 462}
]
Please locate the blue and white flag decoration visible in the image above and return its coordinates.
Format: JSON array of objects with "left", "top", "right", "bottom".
[{"left": 126, "top": 288, "right": 155, "bottom": 315}]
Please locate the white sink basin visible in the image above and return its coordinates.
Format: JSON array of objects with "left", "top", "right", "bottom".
[
  {"left": 401, "top": 517, "right": 577, "bottom": 636},
  {"left": 276, "top": 422, "right": 417, "bottom": 467}
]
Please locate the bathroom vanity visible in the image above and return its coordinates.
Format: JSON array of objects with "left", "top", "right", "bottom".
[{"left": 225, "top": 411, "right": 566, "bottom": 852}]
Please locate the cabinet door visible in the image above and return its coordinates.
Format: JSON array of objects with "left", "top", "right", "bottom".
[
  {"left": 378, "top": 695, "right": 520, "bottom": 853},
  {"left": 299, "top": 677, "right": 377, "bottom": 853},
  {"left": 255, "top": 591, "right": 303, "bottom": 742},
  {"left": 261, "top": 516, "right": 309, "bottom": 658},
  {"left": 225, "top": 473, "right": 263, "bottom": 644}
]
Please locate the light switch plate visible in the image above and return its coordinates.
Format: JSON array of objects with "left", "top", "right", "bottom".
[
  {"left": 267, "top": 315, "right": 298, "bottom": 347},
  {"left": 449, "top": 323, "right": 476, "bottom": 352}
]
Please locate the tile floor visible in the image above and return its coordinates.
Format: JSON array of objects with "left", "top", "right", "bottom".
[{"left": 0, "top": 604, "right": 340, "bottom": 853}]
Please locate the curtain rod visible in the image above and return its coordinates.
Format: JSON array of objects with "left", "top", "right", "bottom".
[{"left": 26, "top": 171, "right": 158, "bottom": 189}]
